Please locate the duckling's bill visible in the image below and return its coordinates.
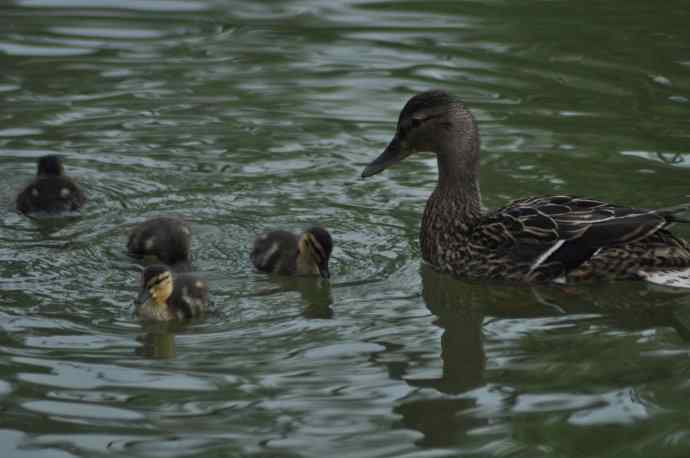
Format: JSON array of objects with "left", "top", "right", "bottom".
[
  {"left": 136, "top": 287, "right": 153, "bottom": 306},
  {"left": 318, "top": 262, "right": 330, "bottom": 279}
]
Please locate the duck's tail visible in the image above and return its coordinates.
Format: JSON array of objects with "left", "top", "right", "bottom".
[
  {"left": 639, "top": 268, "right": 690, "bottom": 289},
  {"left": 658, "top": 203, "right": 690, "bottom": 224}
]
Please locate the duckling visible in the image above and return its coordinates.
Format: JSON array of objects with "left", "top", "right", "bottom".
[
  {"left": 16, "top": 155, "right": 86, "bottom": 214},
  {"left": 135, "top": 264, "right": 208, "bottom": 321},
  {"left": 251, "top": 226, "right": 333, "bottom": 279},
  {"left": 127, "top": 217, "right": 192, "bottom": 271},
  {"left": 361, "top": 89, "right": 690, "bottom": 285}
]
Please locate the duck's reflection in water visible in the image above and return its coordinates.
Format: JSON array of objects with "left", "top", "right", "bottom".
[
  {"left": 395, "top": 265, "right": 488, "bottom": 446},
  {"left": 135, "top": 321, "right": 191, "bottom": 359},
  {"left": 255, "top": 275, "right": 334, "bottom": 319},
  {"left": 24, "top": 213, "right": 81, "bottom": 240},
  {"left": 135, "top": 275, "right": 333, "bottom": 359},
  {"left": 407, "top": 267, "right": 486, "bottom": 394},
  {"left": 396, "top": 264, "right": 690, "bottom": 447}
]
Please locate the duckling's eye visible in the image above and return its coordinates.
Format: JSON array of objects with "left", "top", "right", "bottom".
[{"left": 147, "top": 273, "right": 169, "bottom": 289}]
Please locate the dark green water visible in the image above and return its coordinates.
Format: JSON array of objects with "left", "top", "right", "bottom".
[{"left": 1, "top": 0, "right": 690, "bottom": 456}]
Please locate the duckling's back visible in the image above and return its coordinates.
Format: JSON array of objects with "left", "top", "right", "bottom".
[
  {"left": 127, "top": 217, "right": 192, "bottom": 268},
  {"left": 16, "top": 176, "right": 86, "bottom": 214},
  {"left": 169, "top": 273, "right": 208, "bottom": 318},
  {"left": 251, "top": 230, "right": 299, "bottom": 275}
]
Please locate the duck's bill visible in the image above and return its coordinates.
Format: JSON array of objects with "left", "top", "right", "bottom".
[
  {"left": 136, "top": 288, "right": 152, "bottom": 306},
  {"left": 361, "top": 135, "right": 410, "bottom": 178}
]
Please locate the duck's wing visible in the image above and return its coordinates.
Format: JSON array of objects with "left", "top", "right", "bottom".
[{"left": 480, "top": 195, "right": 689, "bottom": 280}]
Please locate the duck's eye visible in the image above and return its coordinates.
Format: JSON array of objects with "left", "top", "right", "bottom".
[
  {"left": 399, "top": 117, "right": 424, "bottom": 139},
  {"left": 398, "top": 120, "right": 412, "bottom": 138}
]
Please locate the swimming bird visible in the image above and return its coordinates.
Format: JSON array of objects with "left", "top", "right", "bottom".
[
  {"left": 127, "top": 217, "right": 192, "bottom": 271},
  {"left": 251, "top": 227, "right": 333, "bottom": 279},
  {"left": 16, "top": 155, "right": 86, "bottom": 214},
  {"left": 135, "top": 264, "right": 208, "bottom": 321},
  {"left": 361, "top": 89, "right": 690, "bottom": 286}
]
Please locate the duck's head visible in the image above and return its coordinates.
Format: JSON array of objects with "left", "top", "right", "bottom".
[
  {"left": 137, "top": 264, "right": 174, "bottom": 307},
  {"left": 37, "top": 155, "right": 65, "bottom": 177},
  {"left": 298, "top": 226, "right": 333, "bottom": 279},
  {"left": 361, "top": 90, "right": 478, "bottom": 178}
]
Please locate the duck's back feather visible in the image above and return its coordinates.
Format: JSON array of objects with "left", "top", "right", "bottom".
[{"left": 472, "top": 195, "right": 690, "bottom": 281}]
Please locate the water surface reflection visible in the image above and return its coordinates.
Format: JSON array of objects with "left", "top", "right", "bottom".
[{"left": 395, "top": 264, "right": 690, "bottom": 449}]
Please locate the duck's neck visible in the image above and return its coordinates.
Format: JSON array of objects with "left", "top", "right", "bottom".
[
  {"left": 434, "top": 132, "right": 482, "bottom": 220},
  {"left": 420, "top": 137, "right": 482, "bottom": 270}
]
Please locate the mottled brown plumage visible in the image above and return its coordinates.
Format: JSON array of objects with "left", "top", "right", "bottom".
[
  {"left": 16, "top": 155, "right": 86, "bottom": 215},
  {"left": 362, "top": 90, "right": 690, "bottom": 284}
]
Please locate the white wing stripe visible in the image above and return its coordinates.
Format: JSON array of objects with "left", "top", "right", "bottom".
[{"left": 529, "top": 240, "right": 566, "bottom": 274}]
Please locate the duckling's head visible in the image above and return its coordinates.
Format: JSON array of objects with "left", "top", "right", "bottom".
[
  {"left": 298, "top": 226, "right": 333, "bottom": 279},
  {"left": 137, "top": 264, "right": 174, "bottom": 307},
  {"left": 361, "top": 89, "right": 478, "bottom": 178},
  {"left": 37, "top": 155, "right": 65, "bottom": 177}
]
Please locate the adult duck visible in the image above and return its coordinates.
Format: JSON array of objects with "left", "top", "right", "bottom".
[{"left": 361, "top": 90, "right": 690, "bottom": 286}]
